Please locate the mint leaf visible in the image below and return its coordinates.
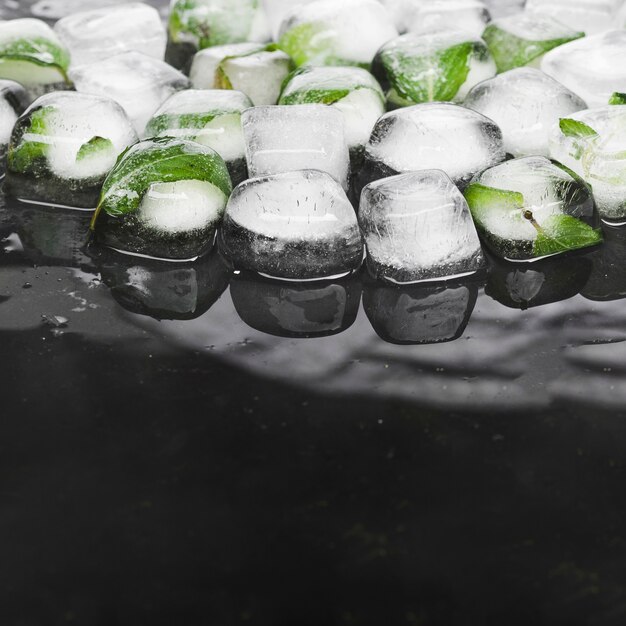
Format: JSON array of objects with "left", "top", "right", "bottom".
[
  {"left": 533, "top": 214, "right": 602, "bottom": 256},
  {"left": 278, "top": 22, "right": 348, "bottom": 67},
  {"left": 7, "top": 106, "right": 51, "bottom": 173},
  {"left": 559, "top": 118, "right": 598, "bottom": 139},
  {"left": 0, "top": 36, "right": 70, "bottom": 83},
  {"left": 279, "top": 87, "right": 351, "bottom": 105},
  {"left": 609, "top": 92, "right": 626, "bottom": 105},
  {"left": 76, "top": 136, "right": 114, "bottom": 162},
  {"left": 464, "top": 183, "right": 525, "bottom": 226}
]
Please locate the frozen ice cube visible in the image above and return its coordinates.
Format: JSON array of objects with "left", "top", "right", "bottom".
[
  {"left": 189, "top": 43, "right": 292, "bottom": 106},
  {"left": 242, "top": 104, "right": 350, "bottom": 190},
  {"left": 549, "top": 105, "right": 626, "bottom": 223},
  {"left": 145, "top": 89, "right": 252, "bottom": 185},
  {"left": 167, "top": 0, "right": 270, "bottom": 70},
  {"left": 359, "top": 170, "right": 485, "bottom": 283},
  {"left": 358, "top": 102, "right": 505, "bottom": 193},
  {"left": 0, "top": 19, "right": 71, "bottom": 99},
  {"left": 463, "top": 156, "right": 601, "bottom": 261},
  {"left": 372, "top": 30, "right": 496, "bottom": 107},
  {"left": 526, "top": 0, "right": 622, "bottom": 35},
  {"left": 54, "top": 3, "right": 167, "bottom": 69},
  {"left": 541, "top": 31, "right": 626, "bottom": 108},
  {"left": 220, "top": 170, "right": 363, "bottom": 280},
  {"left": 70, "top": 51, "right": 190, "bottom": 136},
  {"left": 464, "top": 67, "right": 586, "bottom": 158},
  {"left": 6, "top": 91, "right": 137, "bottom": 209},
  {"left": 261, "top": 0, "right": 318, "bottom": 40},
  {"left": 482, "top": 12, "right": 584, "bottom": 73},
  {"left": 482, "top": 0, "right": 525, "bottom": 17},
  {"left": 405, "top": 0, "right": 491, "bottom": 38},
  {"left": 0, "top": 80, "right": 30, "bottom": 168},
  {"left": 278, "top": 0, "right": 398, "bottom": 68},
  {"left": 278, "top": 66, "right": 385, "bottom": 155}
]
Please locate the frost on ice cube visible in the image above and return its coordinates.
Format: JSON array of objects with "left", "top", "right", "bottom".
[
  {"left": 70, "top": 51, "right": 190, "bottom": 136},
  {"left": 541, "top": 31, "right": 626, "bottom": 109},
  {"left": 549, "top": 106, "right": 626, "bottom": 223},
  {"left": 0, "top": 19, "right": 71, "bottom": 99},
  {"left": 242, "top": 105, "right": 350, "bottom": 190},
  {"left": 6, "top": 92, "right": 137, "bottom": 209},
  {"left": 278, "top": 66, "right": 385, "bottom": 159},
  {"left": 189, "top": 43, "right": 292, "bottom": 106},
  {"left": 261, "top": 0, "right": 318, "bottom": 40},
  {"left": 357, "top": 103, "right": 505, "bottom": 195},
  {"left": 54, "top": 3, "right": 167, "bottom": 69},
  {"left": 145, "top": 89, "right": 253, "bottom": 186},
  {"left": 405, "top": 0, "right": 492, "bottom": 39},
  {"left": 0, "top": 80, "right": 30, "bottom": 170},
  {"left": 464, "top": 156, "right": 602, "bottom": 261},
  {"left": 464, "top": 67, "right": 586, "bottom": 158},
  {"left": 230, "top": 272, "right": 361, "bottom": 337},
  {"left": 372, "top": 31, "right": 496, "bottom": 107},
  {"left": 359, "top": 170, "right": 485, "bottom": 284},
  {"left": 219, "top": 170, "right": 363, "bottom": 280},
  {"left": 166, "top": 0, "right": 270, "bottom": 71},
  {"left": 526, "top": 0, "right": 622, "bottom": 35},
  {"left": 278, "top": 0, "right": 398, "bottom": 68},
  {"left": 482, "top": 13, "right": 583, "bottom": 73},
  {"left": 92, "top": 137, "right": 233, "bottom": 261},
  {"left": 363, "top": 279, "right": 479, "bottom": 344}
]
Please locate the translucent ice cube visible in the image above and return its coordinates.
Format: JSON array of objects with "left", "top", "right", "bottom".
[
  {"left": 278, "top": 0, "right": 398, "bottom": 68},
  {"left": 464, "top": 67, "right": 586, "bottom": 158},
  {"left": 359, "top": 170, "right": 485, "bottom": 283},
  {"left": 541, "top": 31, "right": 626, "bottom": 108},
  {"left": 405, "top": 0, "right": 492, "bottom": 38},
  {"left": 54, "top": 3, "right": 167, "bottom": 69},
  {"left": 549, "top": 105, "right": 626, "bottom": 223},
  {"left": 6, "top": 91, "right": 137, "bottom": 209},
  {"left": 526, "top": 0, "right": 622, "bottom": 35},
  {"left": 242, "top": 104, "right": 350, "bottom": 190},
  {"left": 372, "top": 30, "right": 496, "bottom": 107},
  {"left": 482, "top": 12, "right": 584, "bottom": 72},
  {"left": 220, "top": 170, "right": 363, "bottom": 279},
  {"left": 464, "top": 156, "right": 601, "bottom": 261},
  {"left": 70, "top": 51, "right": 190, "bottom": 136},
  {"left": 358, "top": 102, "right": 505, "bottom": 193},
  {"left": 189, "top": 43, "right": 292, "bottom": 105},
  {"left": 0, "top": 80, "right": 30, "bottom": 168}
]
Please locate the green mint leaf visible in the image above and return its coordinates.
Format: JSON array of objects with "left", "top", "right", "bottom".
[
  {"left": 609, "top": 92, "right": 626, "bottom": 105},
  {"left": 533, "top": 214, "right": 602, "bottom": 257},
  {"left": 463, "top": 182, "right": 525, "bottom": 227},
  {"left": 559, "top": 118, "right": 598, "bottom": 139},
  {"left": 0, "top": 36, "right": 70, "bottom": 82},
  {"left": 76, "top": 136, "right": 114, "bottom": 162}
]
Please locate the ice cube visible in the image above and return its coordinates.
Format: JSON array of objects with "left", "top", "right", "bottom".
[
  {"left": 372, "top": 30, "right": 496, "bottom": 107},
  {"left": 541, "top": 31, "right": 626, "bottom": 108},
  {"left": 219, "top": 170, "right": 363, "bottom": 280},
  {"left": 526, "top": 0, "right": 622, "bottom": 35},
  {"left": 70, "top": 51, "right": 190, "bottom": 136},
  {"left": 278, "top": 66, "right": 385, "bottom": 157},
  {"left": 482, "top": 12, "right": 584, "bottom": 73},
  {"left": 167, "top": 0, "right": 271, "bottom": 71},
  {"left": 549, "top": 105, "right": 626, "bottom": 223},
  {"left": 54, "top": 3, "right": 167, "bottom": 69},
  {"left": 405, "top": 0, "right": 491, "bottom": 38},
  {"left": 92, "top": 137, "right": 233, "bottom": 261},
  {"left": 145, "top": 89, "right": 253, "bottom": 186},
  {"left": 0, "top": 19, "right": 71, "bottom": 99},
  {"left": 189, "top": 43, "right": 292, "bottom": 106},
  {"left": 261, "top": 0, "right": 318, "bottom": 39},
  {"left": 0, "top": 80, "right": 30, "bottom": 170},
  {"left": 359, "top": 170, "right": 485, "bottom": 283},
  {"left": 363, "top": 278, "right": 479, "bottom": 344},
  {"left": 464, "top": 67, "right": 586, "bottom": 158},
  {"left": 482, "top": 0, "right": 525, "bottom": 17},
  {"left": 357, "top": 102, "right": 505, "bottom": 194},
  {"left": 242, "top": 105, "right": 350, "bottom": 190},
  {"left": 278, "top": 0, "right": 398, "bottom": 68},
  {"left": 463, "top": 156, "right": 602, "bottom": 261},
  {"left": 6, "top": 91, "right": 137, "bottom": 209},
  {"left": 230, "top": 271, "right": 361, "bottom": 337}
]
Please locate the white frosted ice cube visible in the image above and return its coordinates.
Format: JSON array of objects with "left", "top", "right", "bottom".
[
  {"left": 70, "top": 51, "right": 190, "bottom": 135},
  {"left": 541, "top": 31, "right": 626, "bottom": 108},
  {"left": 359, "top": 170, "right": 485, "bottom": 283},
  {"left": 526, "top": 0, "right": 622, "bottom": 35},
  {"left": 242, "top": 104, "right": 350, "bottom": 190},
  {"left": 405, "top": 0, "right": 491, "bottom": 38},
  {"left": 464, "top": 67, "right": 586, "bottom": 157}
]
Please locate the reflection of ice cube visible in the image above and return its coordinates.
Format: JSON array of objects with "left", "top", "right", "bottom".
[
  {"left": 242, "top": 105, "right": 350, "bottom": 190},
  {"left": 526, "top": 0, "right": 622, "bottom": 35},
  {"left": 55, "top": 3, "right": 166, "bottom": 68},
  {"left": 464, "top": 68, "right": 586, "bottom": 157},
  {"left": 541, "top": 31, "right": 626, "bottom": 108},
  {"left": 360, "top": 170, "right": 485, "bottom": 283},
  {"left": 220, "top": 170, "right": 363, "bottom": 280},
  {"left": 70, "top": 51, "right": 190, "bottom": 135}
]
